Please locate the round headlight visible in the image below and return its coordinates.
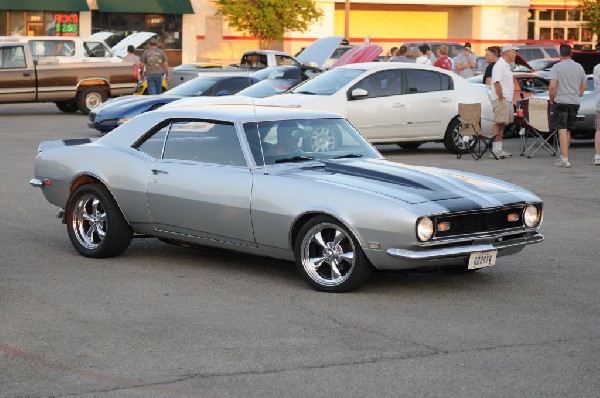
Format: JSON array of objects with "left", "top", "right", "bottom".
[
  {"left": 523, "top": 204, "right": 540, "bottom": 227},
  {"left": 417, "top": 217, "right": 434, "bottom": 242}
]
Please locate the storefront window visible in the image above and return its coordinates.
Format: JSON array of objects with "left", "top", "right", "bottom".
[
  {"left": 553, "top": 10, "right": 566, "bottom": 21},
  {"left": 0, "top": 13, "right": 7, "bottom": 35},
  {"left": 553, "top": 28, "right": 564, "bottom": 40},
  {"left": 567, "top": 10, "right": 581, "bottom": 21},
  {"left": 539, "top": 10, "right": 551, "bottom": 21},
  {"left": 540, "top": 28, "right": 551, "bottom": 40},
  {"left": 9, "top": 11, "right": 25, "bottom": 35},
  {"left": 567, "top": 28, "right": 579, "bottom": 41}
]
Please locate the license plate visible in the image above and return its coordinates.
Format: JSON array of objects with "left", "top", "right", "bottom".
[{"left": 468, "top": 250, "right": 497, "bottom": 270}]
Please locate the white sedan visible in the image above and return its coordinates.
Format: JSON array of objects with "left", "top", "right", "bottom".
[{"left": 258, "top": 62, "right": 493, "bottom": 153}]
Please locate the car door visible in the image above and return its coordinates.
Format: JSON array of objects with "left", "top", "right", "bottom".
[
  {"left": 0, "top": 45, "right": 35, "bottom": 102},
  {"left": 144, "top": 120, "right": 256, "bottom": 246},
  {"left": 345, "top": 69, "right": 407, "bottom": 140},
  {"left": 404, "top": 69, "right": 456, "bottom": 140}
]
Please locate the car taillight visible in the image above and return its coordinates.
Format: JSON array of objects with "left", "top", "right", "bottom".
[{"left": 133, "top": 63, "right": 139, "bottom": 80}]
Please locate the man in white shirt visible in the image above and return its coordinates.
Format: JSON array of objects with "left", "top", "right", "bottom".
[{"left": 489, "top": 43, "right": 518, "bottom": 159}]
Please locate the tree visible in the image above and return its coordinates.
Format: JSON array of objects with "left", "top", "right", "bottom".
[
  {"left": 577, "top": 0, "right": 600, "bottom": 43},
  {"left": 214, "top": 0, "right": 323, "bottom": 50}
]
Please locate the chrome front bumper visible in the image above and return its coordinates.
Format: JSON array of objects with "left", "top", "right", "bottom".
[{"left": 387, "top": 232, "right": 543, "bottom": 261}]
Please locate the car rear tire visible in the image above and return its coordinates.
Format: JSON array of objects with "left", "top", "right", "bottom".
[
  {"left": 443, "top": 117, "right": 476, "bottom": 154},
  {"left": 294, "top": 216, "right": 373, "bottom": 292},
  {"left": 55, "top": 100, "right": 79, "bottom": 113},
  {"left": 66, "top": 183, "right": 132, "bottom": 258},
  {"left": 76, "top": 87, "right": 107, "bottom": 115}
]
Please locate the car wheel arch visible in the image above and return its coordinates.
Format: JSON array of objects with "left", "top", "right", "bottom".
[
  {"left": 67, "top": 174, "right": 131, "bottom": 226},
  {"left": 289, "top": 211, "right": 366, "bottom": 253}
]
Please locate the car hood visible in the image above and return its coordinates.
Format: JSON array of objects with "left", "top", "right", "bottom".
[
  {"left": 331, "top": 45, "right": 383, "bottom": 68},
  {"left": 285, "top": 158, "right": 525, "bottom": 205},
  {"left": 112, "top": 31, "right": 156, "bottom": 58},
  {"left": 296, "top": 36, "right": 343, "bottom": 68},
  {"left": 95, "top": 95, "right": 183, "bottom": 114}
]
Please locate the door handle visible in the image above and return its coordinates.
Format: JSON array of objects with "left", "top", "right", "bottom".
[
  {"left": 440, "top": 97, "right": 453, "bottom": 102},
  {"left": 151, "top": 168, "right": 168, "bottom": 175},
  {"left": 392, "top": 103, "right": 405, "bottom": 108},
  {"left": 23, "top": 72, "right": 30, "bottom": 77}
]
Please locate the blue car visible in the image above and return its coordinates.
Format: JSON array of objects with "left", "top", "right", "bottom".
[{"left": 88, "top": 74, "right": 259, "bottom": 133}]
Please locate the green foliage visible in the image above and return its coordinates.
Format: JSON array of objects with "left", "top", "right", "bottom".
[
  {"left": 214, "top": 0, "right": 323, "bottom": 49},
  {"left": 578, "top": 0, "right": 600, "bottom": 41}
]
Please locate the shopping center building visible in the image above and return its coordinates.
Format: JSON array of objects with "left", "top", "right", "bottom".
[{"left": 0, "top": 0, "right": 595, "bottom": 65}]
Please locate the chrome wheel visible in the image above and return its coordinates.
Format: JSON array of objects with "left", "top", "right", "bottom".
[
  {"left": 307, "top": 127, "right": 337, "bottom": 152},
  {"left": 300, "top": 222, "right": 356, "bottom": 287},
  {"left": 72, "top": 193, "right": 107, "bottom": 250},
  {"left": 85, "top": 92, "right": 103, "bottom": 110}
]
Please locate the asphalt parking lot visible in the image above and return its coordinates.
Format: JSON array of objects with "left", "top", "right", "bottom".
[{"left": 1, "top": 103, "right": 599, "bottom": 397}]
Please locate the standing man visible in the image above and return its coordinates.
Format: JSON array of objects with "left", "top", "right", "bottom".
[
  {"left": 548, "top": 43, "right": 587, "bottom": 168},
  {"left": 592, "top": 62, "right": 600, "bottom": 165},
  {"left": 455, "top": 42, "right": 477, "bottom": 79},
  {"left": 140, "top": 37, "right": 169, "bottom": 95},
  {"left": 489, "top": 44, "right": 519, "bottom": 159},
  {"left": 122, "top": 45, "right": 141, "bottom": 68},
  {"left": 482, "top": 47, "right": 499, "bottom": 85}
]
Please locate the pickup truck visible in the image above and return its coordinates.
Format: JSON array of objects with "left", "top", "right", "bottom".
[
  {"left": 0, "top": 41, "right": 138, "bottom": 114},
  {"left": 0, "top": 35, "right": 121, "bottom": 63}
]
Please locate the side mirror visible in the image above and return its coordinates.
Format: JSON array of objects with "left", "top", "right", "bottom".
[{"left": 349, "top": 88, "right": 368, "bottom": 99}]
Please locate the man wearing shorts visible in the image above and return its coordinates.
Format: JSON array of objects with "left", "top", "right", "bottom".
[
  {"left": 489, "top": 44, "right": 518, "bottom": 159},
  {"left": 548, "top": 44, "right": 586, "bottom": 168}
]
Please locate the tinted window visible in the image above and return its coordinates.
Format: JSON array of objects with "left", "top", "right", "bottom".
[
  {"left": 545, "top": 48, "right": 559, "bottom": 58},
  {"left": 275, "top": 55, "right": 300, "bottom": 66},
  {"left": 162, "top": 120, "right": 246, "bottom": 166},
  {"left": 405, "top": 70, "right": 446, "bottom": 94},
  {"left": 214, "top": 78, "right": 254, "bottom": 95},
  {"left": 350, "top": 70, "right": 402, "bottom": 99}
]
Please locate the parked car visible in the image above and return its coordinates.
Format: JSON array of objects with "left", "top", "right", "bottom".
[
  {"left": 534, "top": 74, "right": 595, "bottom": 139},
  {"left": 514, "top": 58, "right": 560, "bottom": 73},
  {"left": 30, "top": 105, "right": 544, "bottom": 292},
  {"left": 517, "top": 45, "right": 559, "bottom": 62},
  {"left": 88, "top": 74, "right": 259, "bottom": 132},
  {"left": 258, "top": 62, "right": 493, "bottom": 153}
]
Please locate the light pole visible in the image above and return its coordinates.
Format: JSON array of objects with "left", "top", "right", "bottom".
[{"left": 344, "top": 0, "right": 350, "bottom": 40}]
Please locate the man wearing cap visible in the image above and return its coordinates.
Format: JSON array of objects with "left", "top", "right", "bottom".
[
  {"left": 489, "top": 43, "right": 519, "bottom": 159},
  {"left": 140, "top": 37, "right": 169, "bottom": 95},
  {"left": 455, "top": 42, "right": 477, "bottom": 79},
  {"left": 548, "top": 43, "right": 587, "bottom": 168}
]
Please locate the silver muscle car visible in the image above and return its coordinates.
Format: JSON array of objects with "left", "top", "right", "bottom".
[{"left": 30, "top": 105, "right": 544, "bottom": 292}]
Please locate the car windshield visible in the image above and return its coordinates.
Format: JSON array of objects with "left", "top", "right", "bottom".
[
  {"left": 243, "top": 118, "right": 381, "bottom": 166},
  {"left": 237, "top": 79, "right": 297, "bottom": 98},
  {"left": 168, "top": 77, "right": 223, "bottom": 96},
  {"left": 290, "top": 68, "right": 365, "bottom": 95}
]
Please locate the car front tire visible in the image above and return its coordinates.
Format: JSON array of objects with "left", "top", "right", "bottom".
[
  {"left": 66, "top": 183, "right": 132, "bottom": 258},
  {"left": 443, "top": 117, "right": 476, "bottom": 154},
  {"left": 294, "top": 216, "right": 373, "bottom": 292}
]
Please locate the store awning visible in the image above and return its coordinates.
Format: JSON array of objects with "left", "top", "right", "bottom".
[
  {"left": 97, "top": 0, "right": 194, "bottom": 14},
  {"left": 0, "top": 0, "right": 89, "bottom": 11}
]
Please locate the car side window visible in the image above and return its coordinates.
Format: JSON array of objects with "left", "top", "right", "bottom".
[
  {"left": 404, "top": 70, "right": 444, "bottom": 94},
  {"left": 162, "top": 120, "right": 246, "bottom": 166},
  {"left": 0, "top": 46, "right": 27, "bottom": 68},
  {"left": 275, "top": 55, "right": 299, "bottom": 66},
  {"left": 350, "top": 70, "right": 402, "bottom": 99}
]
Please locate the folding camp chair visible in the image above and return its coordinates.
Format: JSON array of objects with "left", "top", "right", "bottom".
[
  {"left": 520, "top": 98, "right": 558, "bottom": 158},
  {"left": 457, "top": 103, "right": 498, "bottom": 160}
]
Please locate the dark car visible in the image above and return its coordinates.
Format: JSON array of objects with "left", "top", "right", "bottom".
[{"left": 88, "top": 74, "right": 259, "bottom": 133}]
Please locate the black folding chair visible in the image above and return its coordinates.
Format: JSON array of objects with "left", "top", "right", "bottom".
[
  {"left": 520, "top": 98, "right": 558, "bottom": 158},
  {"left": 457, "top": 103, "right": 498, "bottom": 160}
]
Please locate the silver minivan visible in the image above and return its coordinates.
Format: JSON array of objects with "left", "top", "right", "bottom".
[{"left": 517, "top": 45, "right": 559, "bottom": 61}]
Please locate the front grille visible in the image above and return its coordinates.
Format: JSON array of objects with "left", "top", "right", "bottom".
[{"left": 434, "top": 206, "right": 524, "bottom": 238}]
